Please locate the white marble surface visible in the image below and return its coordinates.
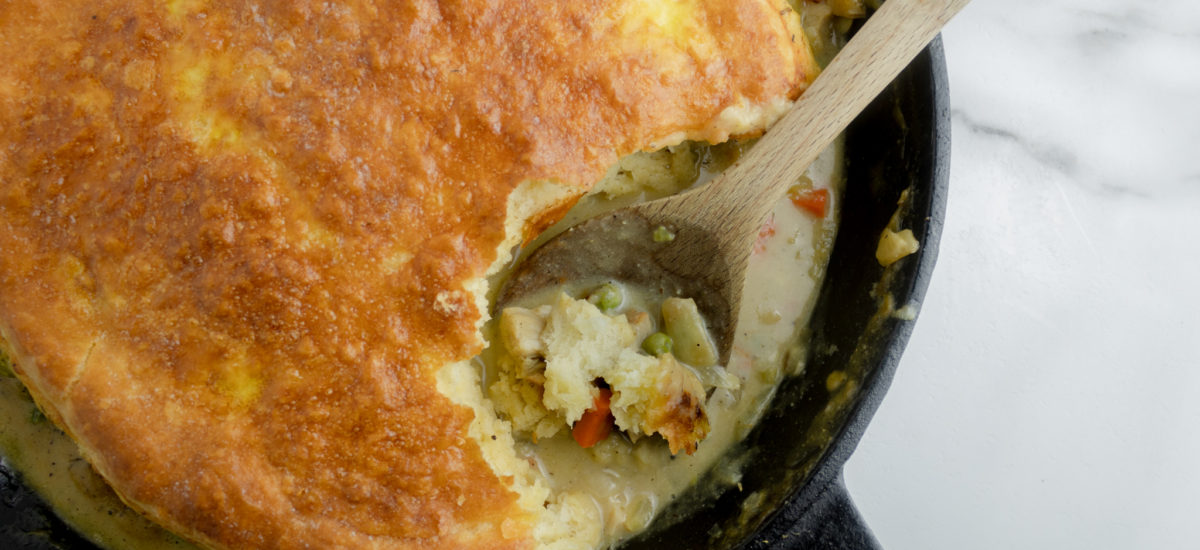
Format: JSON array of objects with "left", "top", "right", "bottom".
[{"left": 844, "top": 0, "right": 1200, "bottom": 548}]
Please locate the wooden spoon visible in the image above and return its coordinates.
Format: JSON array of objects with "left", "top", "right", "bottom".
[{"left": 497, "top": 0, "right": 970, "bottom": 363}]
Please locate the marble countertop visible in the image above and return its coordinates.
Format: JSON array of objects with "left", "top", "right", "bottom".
[{"left": 844, "top": 0, "right": 1200, "bottom": 548}]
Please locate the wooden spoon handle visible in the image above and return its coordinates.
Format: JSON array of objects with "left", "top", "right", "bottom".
[{"left": 670, "top": 0, "right": 969, "bottom": 229}]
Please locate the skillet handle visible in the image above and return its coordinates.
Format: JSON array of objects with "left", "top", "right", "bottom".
[
  {"left": 767, "top": 473, "right": 881, "bottom": 550},
  {"left": 807, "top": 475, "right": 880, "bottom": 550}
]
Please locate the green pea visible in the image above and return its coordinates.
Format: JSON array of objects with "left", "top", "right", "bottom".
[
  {"left": 652, "top": 225, "right": 676, "bottom": 243},
  {"left": 588, "top": 283, "right": 623, "bottom": 312},
  {"left": 642, "top": 332, "right": 674, "bottom": 357}
]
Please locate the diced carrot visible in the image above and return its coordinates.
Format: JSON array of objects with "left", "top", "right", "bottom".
[
  {"left": 788, "top": 187, "right": 829, "bottom": 217},
  {"left": 572, "top": 388, "right": 613, "bottom": 448}
]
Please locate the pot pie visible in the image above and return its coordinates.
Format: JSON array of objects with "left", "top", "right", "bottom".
[{"left": 0, "top": 0, "right": 862, "bottom": 548}]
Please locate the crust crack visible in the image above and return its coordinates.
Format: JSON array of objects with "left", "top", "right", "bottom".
[{"left": 62, "top": 336, "right": 100, "bottom": 399}]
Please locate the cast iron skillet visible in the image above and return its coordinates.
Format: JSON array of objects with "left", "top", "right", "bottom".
[{"left": 0, "top": 38, "right": 949, "bottom": 550}]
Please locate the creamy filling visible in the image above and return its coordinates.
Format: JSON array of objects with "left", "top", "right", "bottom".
[{"left": 480, "top": 139, "right": 844, "bottom": 548}]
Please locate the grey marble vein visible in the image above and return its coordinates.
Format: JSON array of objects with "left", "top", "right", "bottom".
[{"left": 951, "top": 109, "right": 1150, "bottom": 198}]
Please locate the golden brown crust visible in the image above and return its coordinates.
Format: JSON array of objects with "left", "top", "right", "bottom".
[
  {"left": 644, "top": 355, "right": 711, "bottom": 456},
  {"left": 0, "top": 1, "right": 815, "bottom": 548}
]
